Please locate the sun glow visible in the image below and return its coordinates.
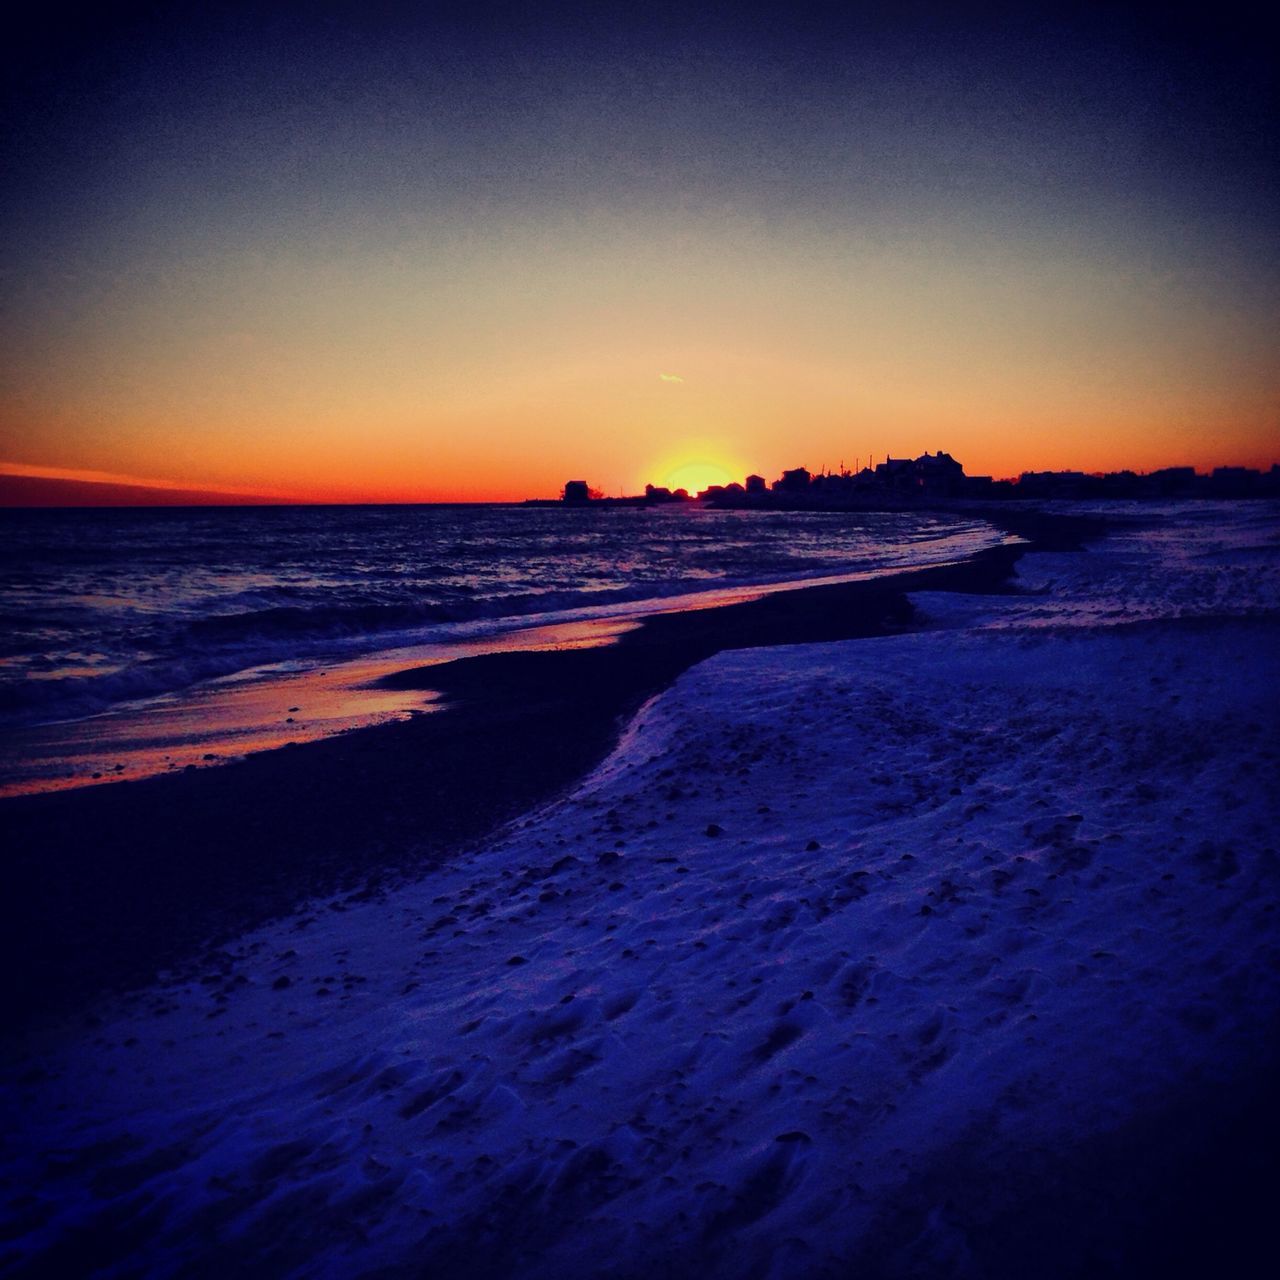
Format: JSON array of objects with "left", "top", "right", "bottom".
[{"left": 659, "top": 460, "right": 737, "bottom": 496}]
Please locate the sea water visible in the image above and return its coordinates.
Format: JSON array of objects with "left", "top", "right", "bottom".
[{"left": 0, "top": 503, "right": 1006, "bottom": 793}]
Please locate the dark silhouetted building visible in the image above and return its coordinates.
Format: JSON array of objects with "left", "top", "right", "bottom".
[
  {"left": 874, "top": 457, "right": 916, "bottom": 493},
  {"left": 914, "top": 450, "right": 965, "bottom": 497},
  {"left": 1148, "top": 467, "right": 1196, "bottom": 495},
  {"left": 773, "top": 467, "right": 812, "bottom": 493}
]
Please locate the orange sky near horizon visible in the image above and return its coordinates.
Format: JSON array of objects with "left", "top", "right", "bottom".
[
  {"left": 3, "top": 8, "right": 1276, "bottom": 504},
  {"left": 4, "top": 219, "right": 1275, "bottom": 503}
]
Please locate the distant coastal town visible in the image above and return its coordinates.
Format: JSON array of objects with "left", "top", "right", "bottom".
[{"left": 530, "top": 451, "right": 1280, "bottom": 509}]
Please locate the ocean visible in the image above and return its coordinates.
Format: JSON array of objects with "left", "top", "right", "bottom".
[{"left": 0, "top": 503, "right": 1006, "bottom": 793}]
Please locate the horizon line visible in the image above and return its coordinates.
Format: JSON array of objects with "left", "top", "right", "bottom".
[{"left": 4, "top": 456, "right": 1279, "bottom": 509}]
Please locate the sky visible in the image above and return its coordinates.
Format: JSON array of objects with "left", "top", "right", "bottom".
[{"left": 2, "top": 2, "right": 1276, "bottom": 502}]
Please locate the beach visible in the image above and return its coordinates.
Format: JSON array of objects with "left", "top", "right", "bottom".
[
  {"left": 0, "top": 518, "right": 1028, "bottom": 1028},
  {"left": 2, "top": 501, "right": 1278, "bottom": 1277}
]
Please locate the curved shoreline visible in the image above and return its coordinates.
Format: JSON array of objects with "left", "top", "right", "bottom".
[
  {"left": 0, "top": 510, "right": 1005, "bottom": 799},
  {"left": 0, "top": 508, "right": 1107, "bottom": 1034}
]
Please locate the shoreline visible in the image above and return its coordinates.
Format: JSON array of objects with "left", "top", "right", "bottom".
[
  {"left": 0, "top": 509, "right": 1104, "bottom": 1035},
  {"left": 0, "top": 506, "right": 1006, "bottom": 801}
]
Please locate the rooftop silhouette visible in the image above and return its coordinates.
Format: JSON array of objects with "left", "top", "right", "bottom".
[{"left": 534, "top": 453, "right": 1280, "bottom": 509}]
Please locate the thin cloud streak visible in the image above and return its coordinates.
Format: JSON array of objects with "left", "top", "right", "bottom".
[{"left": 0, "top": 461, "right": 287, "bottom": 500}]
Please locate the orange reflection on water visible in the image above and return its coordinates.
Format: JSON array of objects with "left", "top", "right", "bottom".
[{"left": 0, "top": 617, "right": 638, "bottom": 798}]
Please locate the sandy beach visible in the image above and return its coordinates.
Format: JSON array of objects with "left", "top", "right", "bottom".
[
  {"left": 0, "top": 525, "right": 1034, "bottom": 1029},
  {"left": 2, "top": 501, "right": 1277, "bottom": 1277}
]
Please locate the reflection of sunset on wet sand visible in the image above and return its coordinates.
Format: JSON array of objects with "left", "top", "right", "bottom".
[{"left": 0, "top": 618, "right": 646, "bottom": 797}]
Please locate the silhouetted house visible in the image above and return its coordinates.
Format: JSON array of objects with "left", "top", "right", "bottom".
[
  {"left": 562, "top": 480, "right": 591, "bottom": 504},
  {"left": 1100, "top": 470, "right": 1140, "bottom": 498},
  {"left": 700, "top": 481, "right": 748, "bottom": 506},
  {"left": 1208, "top": 467, "right": 1262, "bottom": 497},
  {"left": 874, "top": 457, "right": 916, "bottom": 493},
  {"left": 644, "top": 484, "right": 673, "bottom": 502},
  {"left": 1148, "top": 467, "right": 1197, "bottom": 496},
  {"left": 811, "top": 471, "right": 854, "bottom": 495},
  {"left": 745, "top": 474, "right": 767, "bottom": 495},
  {"left": 642, "top": 484, "right": 690, "bottom": 503},
  {"left": 871, "top": 451, "right": 965, "bottom": 497},
  {"left": 914, "top": 450, "right": 965, "bottom": 497},
  {"left": 773, "top": 467, "right": 812, "bottom": 493}
]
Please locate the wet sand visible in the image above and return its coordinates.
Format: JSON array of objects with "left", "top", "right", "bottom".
[{"left": 0, "top": 510, "right": 1102, "bottom": 1034}]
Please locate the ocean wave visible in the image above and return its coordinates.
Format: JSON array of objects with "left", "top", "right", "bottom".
[{"left": 0, "top": 506, "right": 1003, "bottom": 726}]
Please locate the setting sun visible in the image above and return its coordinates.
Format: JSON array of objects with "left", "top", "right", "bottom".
[
  {"left": 650, "top": 453, "right": 747, "bottom": 496},
  {"left": 659, "top": 460, "right": 737, "bottom": 496}
]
